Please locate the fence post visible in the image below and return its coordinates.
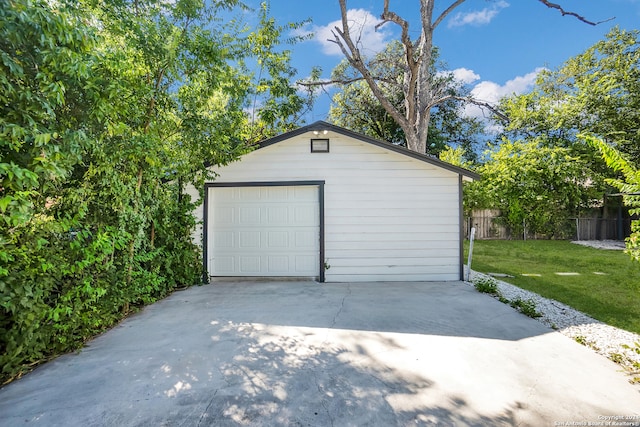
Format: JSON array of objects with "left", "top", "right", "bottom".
[{"left": 617, "top": 202, "right": 623, "bottom": 240}]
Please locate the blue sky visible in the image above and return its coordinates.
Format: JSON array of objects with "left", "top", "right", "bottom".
[{"left": 245, "top": 0, "right": 640, "bottom": 124}]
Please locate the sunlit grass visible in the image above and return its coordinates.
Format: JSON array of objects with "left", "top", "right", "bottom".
[{"left": 465, "top": 240, "right": 640, "bottom": 334}]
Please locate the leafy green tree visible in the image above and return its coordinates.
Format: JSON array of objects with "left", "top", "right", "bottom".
[
  {"left": 330, "top": 80, "right": 405, "bottom": 145},
  {"left": 0, "top": 0, "right": 310, "bottom": 383},
  {"left": 499, "top": 28, "right": 640, "bottom": 163},
  {"left": 1, "top": 0, "right": 99, "bottom": 227},
  {"left": 242, "top": 4, "right": 315, "bottom": 142},
  {"left": 465, "top": 139, "right": 596, "bottom": 238},
  {"left": 328, "top": 42, "right": 484, "bottom": 159},
  {"left": 491, "top": 28, "right": 640, "bottom": 234},
  {"left": 1, "top": 0, "right": 107, "bottom": 380},
  {"left": 439, "top": 146, "right": 473, "bottom": 169}
]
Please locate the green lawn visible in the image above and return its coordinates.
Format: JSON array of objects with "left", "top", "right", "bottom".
[{"left": 465, "top": 240, "right": 640, "bottom": 335}]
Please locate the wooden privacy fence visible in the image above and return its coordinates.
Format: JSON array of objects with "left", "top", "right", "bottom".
[
  {"left": 465, "top": 210, "right": 635, "bottom": 241},
  {"left": 465, "top": 210, "right": 509, "bottom": 240},
  {"left": 571, "top": 217, "right": 633, "bottom": 241}
]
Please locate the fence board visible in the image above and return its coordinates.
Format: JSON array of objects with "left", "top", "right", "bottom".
[{"left": 465, "top": 210, "right": 635, "bottom": 241}]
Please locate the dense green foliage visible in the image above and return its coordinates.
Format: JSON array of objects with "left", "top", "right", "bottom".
[
  {"left": 500, "top": 28, "right": 640, "bottom": 164},
  {"left": 466, "top": 240, "right": 640, "bottom": 334},
  {"left": 585, "top": 135, "right": 640, "bottom": 262},
  {"left": 0, "top": 0, "right": 308, "bottom": 384},
  {"left": 465, "top": 28, "right": 640, "bottom": 235},
  {"left": 465, "top": 139, "right": 597, "bottom": 238}
]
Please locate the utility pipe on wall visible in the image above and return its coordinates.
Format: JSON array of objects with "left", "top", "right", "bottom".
[{"left": 466, "top": 227, "right": 476, "bottom": 282}]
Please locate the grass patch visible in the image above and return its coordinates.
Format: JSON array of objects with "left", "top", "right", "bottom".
[{"left": 465, "top": 240, "right": 640, "bottom": 334}]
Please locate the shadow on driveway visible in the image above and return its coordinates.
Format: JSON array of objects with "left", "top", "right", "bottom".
[{"left": 1, "top": 281, "right": 638, "bottom": 426}]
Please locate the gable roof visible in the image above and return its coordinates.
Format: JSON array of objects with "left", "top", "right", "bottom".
[{"left": 258, "top": 121, "right": 480, "bottom": 180}]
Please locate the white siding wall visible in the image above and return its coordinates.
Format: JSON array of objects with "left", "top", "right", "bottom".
[{"left": 189, "top": 132, "right": 462, "bottom": 282}]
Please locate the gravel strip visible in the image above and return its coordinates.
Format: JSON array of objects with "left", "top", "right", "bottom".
[{"left": 467, "top": 269, "right": 640, "bottom": 377}]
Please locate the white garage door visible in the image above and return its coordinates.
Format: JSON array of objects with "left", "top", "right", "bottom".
[{"left": 207, "top": 185, "right": 320, "bottom": 277}]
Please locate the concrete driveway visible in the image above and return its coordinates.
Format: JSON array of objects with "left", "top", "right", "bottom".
[{"left": 1, "top": 281, "right": 639, "bottom": 426}]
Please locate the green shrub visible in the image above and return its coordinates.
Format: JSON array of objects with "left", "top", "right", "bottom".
[
  {"left": 473, "top": 276, "right": 499, "bottom": 295},
  {"left": 1, "top": 196, "right": 203, "bottom": 384},
  {"left": 472, "top": 276, "right": 542, "bottom": 319},
  {"left": 509, "top": 297, "right": 542, "bottom": 318},
  {"left": 1, "top": 0, "right": 304, "bottom": 385}
]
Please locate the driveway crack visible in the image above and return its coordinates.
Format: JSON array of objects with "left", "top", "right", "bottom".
[
  {"left": 330, "top": 283, "right": 350, "bottom": 329},
  {"left": 313, "top": 370, "right": 334, "bottom": 427},
  {"left": 196, "top": 389, "right": 218, "bottom": 427}
]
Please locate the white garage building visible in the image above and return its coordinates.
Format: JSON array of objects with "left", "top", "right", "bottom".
[{"left": 185, "top": 121, "right": 479, "bottom": 282}]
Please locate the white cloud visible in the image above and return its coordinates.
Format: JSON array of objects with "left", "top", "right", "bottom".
[
  {"left": 435, "top": 67, "right": 480, "bottom": 87},
  {"left": 464, "top": 67, "right": 545, "bottom": 132},
  {"left": 470, "top": 67, "right": 543, "bottom": 106},
  {"left": 298, "top": 9, "right": 393, "bottom": 57},
  {"left": 451, "top": 67, "right": 481, "bottom": 84},
  {"left": 448, "top": 1, "right": 509, "bottom": 28}
]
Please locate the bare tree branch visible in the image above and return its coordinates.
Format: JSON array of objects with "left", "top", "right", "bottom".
[
  {"left": 298, "top": 77, "right": 364, "bottom": 87},
  {"left": 332, "top": 0, "right": 413, "bottom": 141},
  {"left": 432, "top": 0, "right": 466, "bottom": 30},
  {"left": 537, "top": 0, "right": 614, "bottom": 25},
  {"left": 377, "top": 5, "right": 411, "bottom": 50},
  {"left": 451, "top": 96, "right": 511, "bottom": 123},
  {"left": 297, "top": 76, "right": 399, "bottom": 88}
]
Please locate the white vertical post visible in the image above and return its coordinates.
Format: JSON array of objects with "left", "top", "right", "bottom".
[{"left": 466, "top": 227, "right": 476, "bottom": 282}]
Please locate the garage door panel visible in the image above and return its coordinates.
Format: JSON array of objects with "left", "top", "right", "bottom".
[
  {"left": 215, "top": 187, "right": 236, "bottom": 202},
  {"left": 239, "top": 231, "right": 261, "bottom": 248},
  {"left": 213, "top": 231, "right": 234, "bottom": 249},
  {"left": 267, "top": 186, "right": 288, "bottom": 201},
  {"left": 213, "top": 256, "right": 235, "bottom": 274},
  {"left": 213, "top": 207, "right": 235, "bottom": 224},
  {"left": 208, "top": 185, "right": 320, "bottom": 277},
  {"left": 267, "top": 231, "right": 288, "bottom": 248},
  {"left": 239, "top": 256, "right": 261, "bottom": 273},
  {"left": 211, "top": 229, "right": 318, "bottom": 251},
  {"left": 295, "top": 255, "right": 316, "bottom": 272},
  {"left": 295, "top": 230, "right": 317, "bottom": 249},
  {"left": 267, "top": 256, "right": 289, "bottom": 273},
  {"left": 239, "top": 187, "right": 261, "bottom": 201},
  {"left": 267, "top": 206, "right": 289, "bottom": 224},
  {"left": 294, "top": 205, "right": 317, "bottom": 224},
  {"left": 239, "top": 207, "right": 261, "bottom": 224},
  {"left": 294, "top": 187, "right": 317, "bottom": 201}
]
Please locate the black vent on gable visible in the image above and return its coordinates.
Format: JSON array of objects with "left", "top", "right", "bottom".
[{"left": 310, "top": 138, "right": 330, "bottom": 153}]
